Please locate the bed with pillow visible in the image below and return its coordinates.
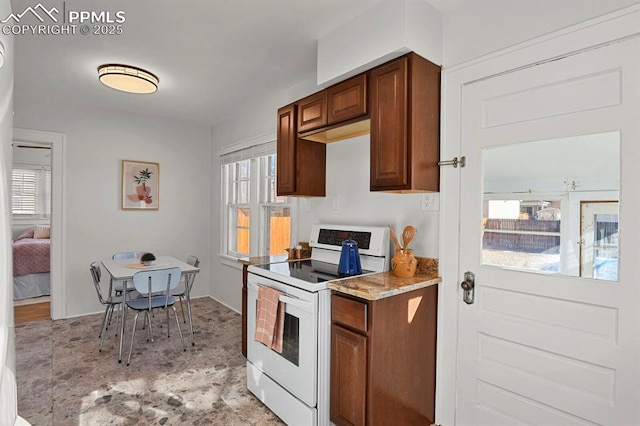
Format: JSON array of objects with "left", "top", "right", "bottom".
[{"left": 13, "top": 225, "right": 50, "bottom": 300}]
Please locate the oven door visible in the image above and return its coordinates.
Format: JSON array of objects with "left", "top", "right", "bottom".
[{"left": 247, "top": 273, "right": 318, "bottom": 407}]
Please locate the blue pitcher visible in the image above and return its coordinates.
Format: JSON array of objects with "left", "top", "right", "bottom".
[{"left": 338, "top": 239, "right": 362, "bottom": 277}]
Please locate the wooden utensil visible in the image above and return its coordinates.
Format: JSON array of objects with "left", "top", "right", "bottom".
[
  {"left": 402, "top": 226, "right": 416, "bottom": 250},
  {"left": 390, "top": 226, "right": 402, "bottom": 252}
]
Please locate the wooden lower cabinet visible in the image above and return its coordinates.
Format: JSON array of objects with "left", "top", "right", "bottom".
[
  {"left": 331, "top": 326, "right": 367, "bottom": 425},
  {"left": 330, "top": 285, "right": 438, "bottom": 426}
]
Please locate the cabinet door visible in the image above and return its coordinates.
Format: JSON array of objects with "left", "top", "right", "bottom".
[
  {"left": 331, "top": 325, "right": 367, "bottom": 426},
  {"left": 327, "top": 74, "right": 368, "bottom": 125},
  {"left": 298, "top": 91, "right": 328, "bottom": 133},
  {"left": 370, "top": 56, "right": 409, "bottom": 190},
  {"left": 276, "top": 104, "right": 297, "bottom": 195}
]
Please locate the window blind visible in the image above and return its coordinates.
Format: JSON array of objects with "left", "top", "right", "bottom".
[
  {"left": 12, "top": 166, "right": 51, "bottom": 217},
  {"left": 220, "top": 141, "right": 276, "bottom": 165}
]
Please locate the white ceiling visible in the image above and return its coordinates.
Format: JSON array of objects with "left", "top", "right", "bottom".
[
  {"left": 10, "top": 1, "right": 637, "bottom": 129},
  {"left": 12, "top": 0, "right": 431, "bottom": 127}
]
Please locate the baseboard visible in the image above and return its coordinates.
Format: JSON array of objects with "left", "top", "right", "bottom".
[{"left": 206, "top": 295, "right": 240, "bottom": 314}]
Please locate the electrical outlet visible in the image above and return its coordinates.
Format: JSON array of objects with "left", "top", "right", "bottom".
[
  {"left": 332, "top": 195, "right": 341, "bottom": 210},
  {"left": 304, "top": 198, "right": 312, "bottom": 212},
  {"left": 421, "top": 193, "right": 440, "bottom": 211}
]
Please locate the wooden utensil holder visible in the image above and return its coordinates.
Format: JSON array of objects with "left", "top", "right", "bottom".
[{"left": 391, "top": 249, "right": 417, "bottom": 278}]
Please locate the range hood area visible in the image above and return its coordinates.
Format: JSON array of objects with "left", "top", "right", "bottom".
[{"left": 299, "top": 119, "right": 371, "bottom": 144}]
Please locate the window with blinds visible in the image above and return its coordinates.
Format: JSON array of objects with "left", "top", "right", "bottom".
[
  {"left": 11, "top": 166, "right": 51, "bottom": 217},
  {"left": 221, "top": 141, "right": 292, "bottom": 257}
]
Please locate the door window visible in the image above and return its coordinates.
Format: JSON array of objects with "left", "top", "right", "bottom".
[
  {"left": 483, "top": 198, "right": 561, "bottom": 273},
  {"left": 482, "top": 132, "right": 619, "bottom": 281}
]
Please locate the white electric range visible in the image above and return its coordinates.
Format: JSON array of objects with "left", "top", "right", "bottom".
[{"left": 246, "top": 224, "right": 390, "bottom": 425}]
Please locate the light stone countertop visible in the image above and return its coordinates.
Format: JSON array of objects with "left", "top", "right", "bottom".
[
  {"left": 237, "top": 254, "right": 289, "bottom": 266},
  {"left": 327, "top": 270, "right": 441, "bottom": 301},
  {"left": 239, "top": 254, "right": 441, "bottom": 300}
]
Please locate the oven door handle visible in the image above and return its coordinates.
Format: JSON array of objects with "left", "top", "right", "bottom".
[
  {"left": 248, "top": 282, "right": 315, "bottom": 314},
  {"left": 278, "top": 295, "right": 315, "bottom": 314}
]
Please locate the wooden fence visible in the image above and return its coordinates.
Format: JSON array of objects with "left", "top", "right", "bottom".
[
  {"left": 235, "top": 209, "right": 291, "bottom": 256},
  {"left": 269, "top": 216, "right": 291, "bottom": 255},
  {"left": 483, "top": 219, "right": 560, "bottom": 254}
]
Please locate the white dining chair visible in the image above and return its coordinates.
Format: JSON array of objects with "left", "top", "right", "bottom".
[
  {"left": 90, "top": 261, "right": 124, "bottom": 352},
  {"left": 171, "top": 255, "right": 200, "bottom": 345},
  {"left": 125, "top": 267, "right": 186, "bottom": 366}
]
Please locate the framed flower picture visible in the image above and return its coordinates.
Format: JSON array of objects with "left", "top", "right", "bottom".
[{"left": 121, "top": 160, "right": 159, "bottom": 210}]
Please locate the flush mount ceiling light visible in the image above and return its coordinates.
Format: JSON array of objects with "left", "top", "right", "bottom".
[{"left": 97, "top": 63, "right": 159, "bottom": 94}]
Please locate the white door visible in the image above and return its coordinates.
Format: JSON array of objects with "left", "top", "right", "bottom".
[{"left": 456, "top": 38, "right": 640, "bottom": 425}]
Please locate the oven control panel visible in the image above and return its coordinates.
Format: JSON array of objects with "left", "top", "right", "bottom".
[
  {"left": 309, "top": 224, "right": 390, "bottom": 259},
  {"left": 317, "top": 229, "right": 371, "bottom": 250}
]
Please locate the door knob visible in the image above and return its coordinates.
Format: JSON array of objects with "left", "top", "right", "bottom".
[{"left": 460, "top": 271, "right": 475, "bottom": 304}]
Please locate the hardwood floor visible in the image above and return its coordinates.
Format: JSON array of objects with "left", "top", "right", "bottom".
[{"left": 14, "top": 300, "right": 50, "bottom": 323}]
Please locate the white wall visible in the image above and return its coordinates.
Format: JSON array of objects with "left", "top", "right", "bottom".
[
  {"left": 297, "top": 135, "right": 439, "bottom": 257},
  {"left": 210, "top": 78, "right": 318, "bottom": 312},
  {"left": 12, "top": 103, "right": 211, "bottom": 318},
  {"left": 0, "top": 0, "right": 16, "bottom": 420},
  {"left": 12, "top": 145, "right": 49, "bottom": 164},
  {"left": 317, "top": 0, "right": 442, "bottom": 85},
  {"left": 442, "top": 0, "right": 640, "bottom": 66}
]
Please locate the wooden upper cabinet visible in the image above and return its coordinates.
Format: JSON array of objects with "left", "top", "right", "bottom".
[
  {"left": 277, "top": 104, "right": 327, "bottom": 197},
  {"left": 370, "top": 53, "right": 440, "bottom": 192},
  {"left": 277, "top": 104, "right": 298, "bottom": 195},
  {"left": 370, "top": 57, "right": 409, "bottom": 190},
  {"left": 298, "top": 91, "right": 328, "bottom": 133},
  {"left": 298, "top": 74, "right": 369, "bottom": 143},
  {"left": 327, "top": 74, "right": 368, "bottom": 125},
  {"left": 277, "top": 51, "right": 439, "bottom": 195}
]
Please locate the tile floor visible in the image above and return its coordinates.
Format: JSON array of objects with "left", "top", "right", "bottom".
[{"left": 15, "top": 297, "right": 285, "bottom": 425}]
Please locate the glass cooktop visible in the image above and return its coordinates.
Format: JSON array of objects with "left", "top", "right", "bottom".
[{"left": 254, "top": 259, "right": 373, "bottom": 283}]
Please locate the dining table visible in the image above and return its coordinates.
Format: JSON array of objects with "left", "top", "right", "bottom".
[{"left": 100, "top": 255, "right": 200, "bottom": 363}]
